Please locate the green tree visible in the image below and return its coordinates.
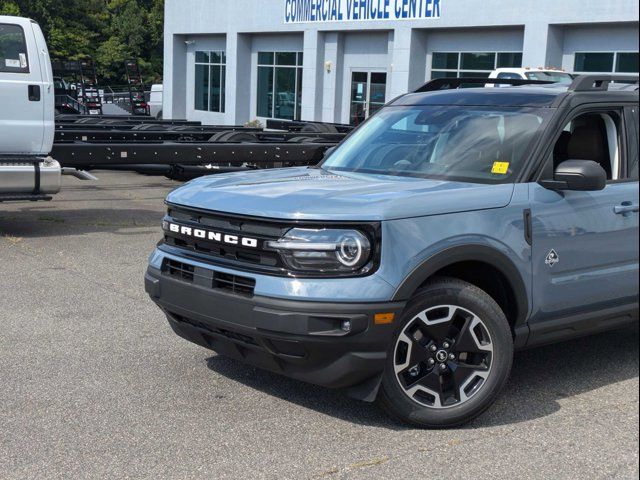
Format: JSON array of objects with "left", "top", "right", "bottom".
[
  {"left": 95, "top": 0, "right": 166, "bottom": 84},
  {"left": 0, "top": 0, "right": 164, "bottom": 84},
  {"left": 0, "top": 1, "right": 21, "bottom": 15}
]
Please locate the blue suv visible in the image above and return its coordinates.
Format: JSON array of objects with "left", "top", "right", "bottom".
[{"left": 145, "top": 76, "right": 639, "bottom": 427}]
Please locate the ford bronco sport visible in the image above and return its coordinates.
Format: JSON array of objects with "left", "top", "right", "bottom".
[{"left": 145, "top": 75, "right": 639, "bottom": 427}]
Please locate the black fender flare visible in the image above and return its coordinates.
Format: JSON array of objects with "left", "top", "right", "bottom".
[{"left": 392, "top": 244, "right": 530, "bottom": 330}]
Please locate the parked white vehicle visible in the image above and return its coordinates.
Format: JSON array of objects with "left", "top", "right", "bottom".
[
  {"left": 0, "top": 16, "right": 62, "bottom": 201},
  {"left": 149, "top": 84, "right": 163, "bottom": 119},
  {"left": 488, "top": 67, "right": 574, "bottom": 84}
]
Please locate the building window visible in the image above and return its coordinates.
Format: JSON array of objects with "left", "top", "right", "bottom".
[
  {"left": 574, "top": 52, "right": 639, "bottom": 74},
  {"left": 616, "top": 52, "right": 640, "bottom": 73},
  {"left": 257, "top": 51, "right": 303, "bottom": 120},
  {"left": 195, "top": 51, "right": 226, "bottom": 113},
  {"left": 431, "top": 51, "right": 523, "bottom": 79}
]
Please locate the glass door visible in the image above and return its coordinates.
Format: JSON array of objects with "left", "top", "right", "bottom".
[
  {"left": 350, "top": 71, "right": 387, "bottom": 126},
  {"left": 350, "top": 72, "right": 368, "bottom": 126},
  {"left": 369, "top": 72, "right": 387, "bottom": 117}
]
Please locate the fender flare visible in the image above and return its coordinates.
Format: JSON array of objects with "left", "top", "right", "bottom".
[{"left": 392, "top": 244, "right": 530, "bottom": 328}]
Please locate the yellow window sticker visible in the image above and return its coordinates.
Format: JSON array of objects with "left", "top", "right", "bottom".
[{"left": 492, "top": 161, "right": 510, "bottom": 175}]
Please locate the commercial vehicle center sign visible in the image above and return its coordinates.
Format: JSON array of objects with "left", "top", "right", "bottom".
[{"left": 284, "top": 0, "right": 442, "bottom": 23}]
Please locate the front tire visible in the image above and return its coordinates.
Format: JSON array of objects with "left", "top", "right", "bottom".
[{"left": 378, "top": 278, "right": 513, "bottom": 428}]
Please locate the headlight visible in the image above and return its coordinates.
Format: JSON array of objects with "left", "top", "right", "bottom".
[{"left": 266, "top": 228, "right": 373, "bottom": 274}]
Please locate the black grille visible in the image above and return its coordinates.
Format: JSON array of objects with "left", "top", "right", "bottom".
[
  {"left": 163, "top": 205, "right": 286, "bottom": 272},
  {"left": 163, "top": 259, "right": 194, "bottom": 282},
  {"left": 213, "top": 271, "right": 256, "bottom": 296},
  {"left": 162, "top": 258, "right": 256, "bottom": 297}
]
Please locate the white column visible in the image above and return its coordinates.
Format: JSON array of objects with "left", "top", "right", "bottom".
[
  {"left": 301, "top": 30, "right": 323, "bottom": 121},
  {"left": 162, "top": 34, "right": 174, "bottom": 119},
  {"left": 408, "top": 30, "right": 428, "bottom": 91},
  {"left": 226, "top": 32, "right": 251, "bottom": 125},
  {"left": 321, "top": 33, "right": 343, "bottom": 123},
  {"left": 389, "top": 27, "right": 413, "bottom": 99},
  {"left": 164, "top": 34, "right": 188, "bottom": 120},
  {"left": 522, "top": 23, "right": 555, "bottom": 69},
  {"left": 545, "top": 25, "right": 565, "bottom": 69}
]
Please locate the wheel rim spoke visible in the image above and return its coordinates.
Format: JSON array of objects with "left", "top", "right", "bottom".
[
  {"left": 418, "top": 320, "right": 452, "bottom": 344},
  {"left": 449, "top": 362, "right": 487, "bottom": 401},
  {"left": 453, "top": 315, "right": 493, "bottom": 355},
  {"left": 405, "top": 373, "right": 444, "bottom": 409},
  {"left": 450, "top": 362, "right": 476, "bottom": 387},
  {"left": 394, "top": 332, "right": 429, "bottom": 374},
  {"left": 414, "top": 306, "right": 456, "bottom": 342},
  {"left": 418, "top": 370, "right": 442, "bottom": 392}
]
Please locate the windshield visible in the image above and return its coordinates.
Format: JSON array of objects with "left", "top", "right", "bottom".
[
  {"left": 525, "top": 71, "right": 573, "bottom": 84},
  {"left": 321, "top": 106, "right": 550, "bottom": 184}
]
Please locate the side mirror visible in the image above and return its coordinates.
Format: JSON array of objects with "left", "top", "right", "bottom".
[{"left": 541, "top": 160, "right": 607, "bottom": 192}]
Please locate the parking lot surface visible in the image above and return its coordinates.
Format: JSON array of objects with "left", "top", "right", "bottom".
[{"left": 1, "top": 172, "right": 638, "bottom": 479}]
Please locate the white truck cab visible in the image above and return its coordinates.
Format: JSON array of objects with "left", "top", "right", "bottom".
[
  {"left": 488, "top": 67, "right": 574, "bottom": 84},
  {"left": 0, "top": 16, "right": 61, "bottom": 201}
]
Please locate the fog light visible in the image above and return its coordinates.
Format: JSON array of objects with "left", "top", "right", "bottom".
[{"left": 341, "top": 320, "right": 352, "bottom": 332}]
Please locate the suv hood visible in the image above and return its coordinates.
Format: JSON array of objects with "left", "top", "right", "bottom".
[{"left": 166, "top": 167, "right": 515, "bottom": 221}]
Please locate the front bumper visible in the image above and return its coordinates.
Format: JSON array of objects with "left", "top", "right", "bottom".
[{"left": 145, "top": 266, "right": 405, "bottom": 397}]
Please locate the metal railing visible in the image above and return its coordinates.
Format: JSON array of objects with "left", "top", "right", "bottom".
[
  {"left": 55, "top": 95, "right": 88, "bottom": 115},
  {"left": 101, "top": 85, "right": 151, "bottom": 114}
]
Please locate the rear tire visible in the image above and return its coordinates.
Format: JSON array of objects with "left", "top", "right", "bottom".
[{"left": 378, "top": 277, "right": 513, "bottom": 428}]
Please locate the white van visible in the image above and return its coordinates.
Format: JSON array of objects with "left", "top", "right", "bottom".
[
  {"left": 149, "top": 84, "right": 163, "bottom": 119},
  {"left": 0, "top": 16, "right": 61, "bottom": 201},
  {"left": 488, "top": 68, "right": 574, "bottom": 84}
]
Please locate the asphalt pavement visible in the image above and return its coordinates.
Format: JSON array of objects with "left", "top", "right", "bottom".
[{"left": 1, "top": 171, "right": 638, "bottom": 479}]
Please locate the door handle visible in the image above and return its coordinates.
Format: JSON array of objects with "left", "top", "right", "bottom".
[
  {"left": 614, "top": 202, "right": 639, "bottom": 215},
  {"left": 28, "top": 85, "right": 41, "bottom": 102}
]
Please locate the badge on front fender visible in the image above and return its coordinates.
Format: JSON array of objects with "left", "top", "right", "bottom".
[{"left": 545, "top": 249, "right": 559, "bottom": 267}]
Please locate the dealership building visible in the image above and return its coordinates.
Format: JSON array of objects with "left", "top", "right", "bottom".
[{"left": 163, "top": 0, "right": 639, "bottom": 125}]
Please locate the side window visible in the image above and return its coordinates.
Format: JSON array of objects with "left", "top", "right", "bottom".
[
  {"left": 0, "top": 23, "right": 29, "bottom": 74},
  {"left": 627, "top": 106, "right": 639, "bottom": 180},
  {"left": 550, "top": 111, "right": 622, "bottom": 181}
]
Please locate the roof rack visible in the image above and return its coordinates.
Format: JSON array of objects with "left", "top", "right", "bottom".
[
  {"left": 414, "top": 78, "right": 554, "bottom": 93},
  {"left": 568, "top": 74, "right": 639, "bottom": 92}
]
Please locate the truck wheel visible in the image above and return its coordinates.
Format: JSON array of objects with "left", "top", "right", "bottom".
[
  {"left": 378, "top": 277, "right": 513, "bottom": 428},
  {"left": 287, "top": 136, "right": 315, "bottom": 143},
  {"left": 208, "top": 131, "right": 257, "bottom": 143},
  {"left": 301, "top": 123, "right": 339, "bottom": 133}
]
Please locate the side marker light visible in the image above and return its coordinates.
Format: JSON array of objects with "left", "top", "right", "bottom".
[{"left": 375, "top": 313, "right": 395, "bottom": 325}]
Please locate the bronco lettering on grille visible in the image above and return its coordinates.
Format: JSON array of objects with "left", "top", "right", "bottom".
[{"left": 164, "top": 221, "right": 259, "bottom": 249}]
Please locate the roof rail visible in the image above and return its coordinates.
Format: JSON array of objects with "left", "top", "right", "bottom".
[
  {"left": 414, "top": 77, "right": 554, "bottom": 93},
  {"left": 568, "top": 74, "right": 639, "bottom": 92}
]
